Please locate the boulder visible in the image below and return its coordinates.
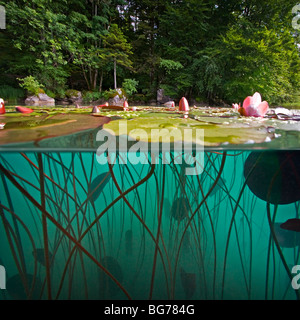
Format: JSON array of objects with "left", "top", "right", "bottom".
[
  {"left": 25, "top": 93, "right": 55, "bottom": 106},
  {"left": 157, "top": 88, "right": 171, "bottom": 104},
  {"left": 55, "top": 97, "right": 70, "bottom": 105},
  {"left": 108, "top": 88, "right": 126, "bottom": 106},
  {"left": 65, "top": 90, "right": 83, "bottom": 104}
]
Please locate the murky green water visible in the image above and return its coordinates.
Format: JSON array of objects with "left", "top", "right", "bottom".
[{"left": 1, "top": 150, "right": 300, "bottom": 300}]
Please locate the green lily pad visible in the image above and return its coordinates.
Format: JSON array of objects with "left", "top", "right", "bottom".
[
  {"left": 102, "top": 113, "right": 273, "bottom": 147},
  {"left": 0, "top": 113, "right": 111, "bottom": 146},
  {"left": 1, "top": 105, "right": 300, "bottom": 150}
]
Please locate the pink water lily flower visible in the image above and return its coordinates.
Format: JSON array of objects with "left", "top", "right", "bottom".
[
  {"left": 238, "top": 92, "right": 269, "bottom": 117},
  {"left": 0, "top": 98, "right": 5, "bottom": 115},
  {"left": 232, "top": 103, "right": 240, "bottom": 110}
]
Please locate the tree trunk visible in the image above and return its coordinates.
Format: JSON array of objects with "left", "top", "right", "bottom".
[
  {"left": 81, "top": 64, "right": 91, "bottom": 90},
  {"left": 93, "top": 69, "right": 98, "bottom": 90},
  {"left": 114, "top": 57, "right": 117, "bottom": 89},
  {"left": 99, "top": 69, "right": 103, "bottom": 92}
]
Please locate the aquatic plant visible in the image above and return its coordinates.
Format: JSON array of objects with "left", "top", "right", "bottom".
[
  {"left": 179, "top": 97, "right": 189, "bottom": 112},
  {"left": 0, "top": 98, "right": 5, "bottom": 115},
  {"left": 0, "top": 150, "right": 299, "bottom": 300},
  {"left": 234, "top": 92, "right": 269, "bottom": 117}
]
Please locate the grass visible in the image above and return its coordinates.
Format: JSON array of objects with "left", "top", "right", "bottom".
[{"left": 0, "top": 85, "right": 25, "bottom": 104}]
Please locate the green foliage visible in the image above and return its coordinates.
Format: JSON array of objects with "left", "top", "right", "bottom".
[
  {"left": 17, "top": 76, "right": 44, "bottom": 96},
  {"left": 0, "top": 0, "right": 299, "bottom": 105},
  {"left": 0, "top": 85, "right": 25, "bottom": 103},
  {"left": 83, "top": 91, "right": 104, "bottom": 103},
  {"left": 101, "top": 24, "right": 133, "bottom": 89},
  {"left": 65, "top": 89, "right": 81, "bottom": 99},
  {"left": 122, "top": 79, "right": 139, "bottom": 96},
  {"left": 217, "top": 25, "right": 300, "bottom": 104},
  {"left": 103, "top": 88, "right": 126, "bottom": 100},
  {"left": 159, "top": 59, "right": 183, "bottom": 74},
  {"left": 282, "top": 92, "right": 300, "bottom": 109}
]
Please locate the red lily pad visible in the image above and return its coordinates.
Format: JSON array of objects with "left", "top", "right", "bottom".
[{"left": 16, "top": 106, "right": 33, "bottom": 114}]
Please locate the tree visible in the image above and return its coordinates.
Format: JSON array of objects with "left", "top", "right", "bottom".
[
  {"left": 1, "top": 0, "right": 71, "bottom": 95},
  {"left": 101, "top": 24, "right": 133, "bottom": 89},
  {"left": 67, "top": 0, "right": 116, "bottom": 91},
  {"left": 0, "top": 0, "right": 299, "bottom": 105}
]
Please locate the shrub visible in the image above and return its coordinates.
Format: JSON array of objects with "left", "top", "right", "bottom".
[
  {"left": 122, "top": 79, "right": 139, "bottom": 96},
  {"left": 17, "top": 76, "right": 44, "bottom": 96},
  {"left": 83, "top": 91, "right": 104, "bottom": 103},
  {"left": 103, "top": 88, "right": 126, "bottom": 100},
  {"left": 65, "top": 89, "right": 81, "bottom": 98}
]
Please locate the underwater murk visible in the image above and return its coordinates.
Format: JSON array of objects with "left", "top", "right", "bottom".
[{"left": 1, "top": 150, "right": 300, "bottom": 300}]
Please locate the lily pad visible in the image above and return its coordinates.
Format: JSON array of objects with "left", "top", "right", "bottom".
[
  {"left": 102, "top": 113, "right": 274, "bottom": 147},
  {"left": 1, "top": 106, "right": 300, "bottom": 150},
  {"left": 0, "top": 113, "right": 111, "bottom": 146}
]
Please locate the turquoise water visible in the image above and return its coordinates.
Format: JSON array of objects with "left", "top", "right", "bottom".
[{"left": 0, "top": 150, "right": 300, "bottom": 300}]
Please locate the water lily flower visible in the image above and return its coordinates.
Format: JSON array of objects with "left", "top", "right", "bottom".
[
  {"left": 0, "top": 98, "right": 5, "bottom": 114},
  {"left": 92, "top": 106, "right": 100, "bottom": 113},
  {"left": 238, "top": 92, "right": 269, "bottom": 117},
  {"left": 123, "top": 100, "right": 129, "bottom": 111},
  {"left": 0, "top": 123, "right": 5, "bottom": 129},
  {"left": 232, "top": 103, "right": 240, "bottom": 110},
  {"left": 164, "top": 101, "right": 175, "bottom": 108},
  {"left": 97, "top": 102, "right": 109, "bottom": 108},
  {"left": 179, "top": 97, "right": 189, "bottom": 112}
]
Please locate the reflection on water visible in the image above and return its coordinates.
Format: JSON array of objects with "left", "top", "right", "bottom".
[{"left": 0, "top": 151, "right": 300, "bottom": 300}]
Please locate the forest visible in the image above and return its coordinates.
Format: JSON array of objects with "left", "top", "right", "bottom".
[{"left": 0, "top": 0, "right": 299, "bottom": 106}]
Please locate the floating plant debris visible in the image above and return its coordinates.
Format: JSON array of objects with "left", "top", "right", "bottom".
[{"left": 244, "top": 151, "right": 300, "bottom": 204}]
